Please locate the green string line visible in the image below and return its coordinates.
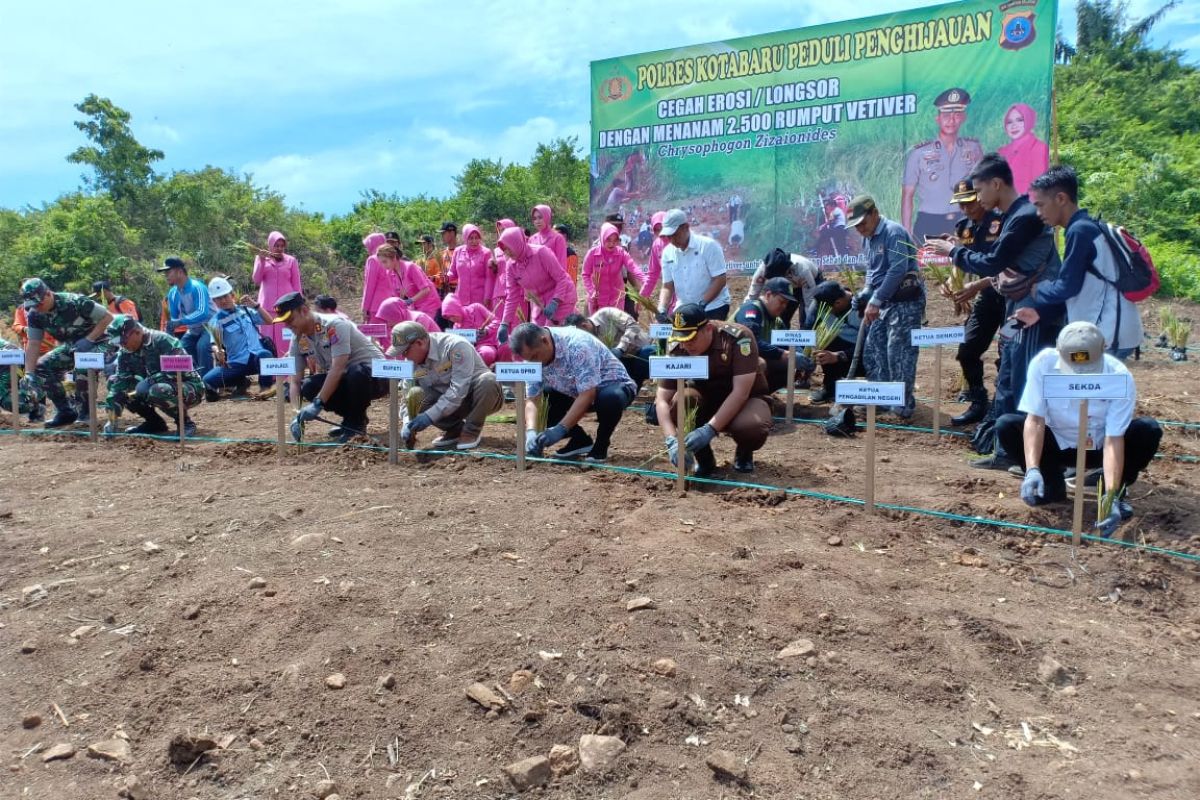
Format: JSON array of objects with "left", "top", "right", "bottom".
[{"left": 5, "top": 426, "right": 1198, "bottom": 564}]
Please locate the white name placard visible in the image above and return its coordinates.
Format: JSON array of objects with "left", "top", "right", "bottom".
[
  {"left": 1042, "top": 373, "right": 1129, "bottom": 400},
  {"left": 771, "top": 329, "right": 817, "bottom": 347},
  {"left": 911, "top": 327, "right": 966, "bottom": 346},
  {"left": 648, "top": 323, "right": 672, "bottom": 339},
  {"left": 495, "top": 361, "right": 543, "bottom": 382},
  {"left": 281, "top": 327, "right": 295, "bottom": 342},
  {"left": 454, "top": 328, "right": 479, "bottom": 343},
  {"left": 0, "top": 350, "right": 24, "bottom": 366},
  {"left": 834, "top": 380, "right": 906, "bottom": 406},
  {"left": 649, "top": 356, "right": 709, "bottom": 380},
  {"left": 259, "top": 357, "right": 295, "bottom": 377},
  {"left": 74, "top": 351, "right": 105, "bottom": 370},
  {"left": 372, "top": 359, "right": 414, "bottom": 379}
]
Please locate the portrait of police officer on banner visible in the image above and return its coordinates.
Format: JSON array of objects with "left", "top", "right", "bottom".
[{"left": 901, "top": 87, "right": 984, "bottom": 242}]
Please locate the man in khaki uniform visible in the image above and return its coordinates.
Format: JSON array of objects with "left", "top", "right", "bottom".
[
  {"left": 387, "top": 321, "right": 503, "bottom": 450},
  {"left": 654, "top": 303, "right": 773, "bottom": 476}
]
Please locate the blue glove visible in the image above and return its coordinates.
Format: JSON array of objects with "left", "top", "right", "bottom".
[
  {"left": 544, "top": 299, "right": 560, "bottom": 319},
  {"left": 684, "top": 423, "right": 717, "bottom": 453},
  {"left": 73, "top": 337, "right": 96, "bottom": 353},
  {"left": 408, "top": 412, "right": 432, "bottom": 433},
  {"left": 534, "top": 423, "right": 568, "bottom": 450},
  {"left": 297, "top": 397, "right": 322, "bottom": 423},
  {"left": 524, "top": 429, "right": 540, "bottom": 456},
  {"left": 666, "top": 435, "right": 695, "bottom": 470},
  {"left": 289, "top": 417, "right": 305, "bottom": 442},
  {"left": 403, "top": 297, "right": 415, "bottom": 306},
  {"left": 1095, "top": 509, "right": 1123, "bottom": 538},
  {"left": 1116, "top": 498, "right": 1133, "bottom": 521},
  {"left": 497, "top": 324, "right": 510, "bottom": 345},
  {"left": 1020, "top": 467, "right": 1044, "bottom": 506}
]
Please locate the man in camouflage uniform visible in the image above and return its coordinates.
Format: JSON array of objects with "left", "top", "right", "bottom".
[
  {"left": 103, "top": 314, "right": 202, "bottom": 436},
  {"left": 19, "top": 277, "right": 114, "bottom": 428},
  {"left": 1, "top": 337, "right": 40, "bottom": 415}
]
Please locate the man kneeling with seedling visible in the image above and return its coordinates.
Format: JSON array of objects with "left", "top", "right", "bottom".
[
  {"left": 996, "top": 321, "right": 1162, "bottom": 537},
  {"left": 388, "top": 322, "right": 503, "bottom": 451},
  {"left": 654, "top": 303, "right": 773, "bottom": 476},
  {"left": 103, "top": 314, "right": 203, "bottom": 436}
]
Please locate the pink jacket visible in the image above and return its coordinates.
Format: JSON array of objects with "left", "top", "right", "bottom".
[
  {"left": 360, "top": 232, "right": 396, "bottom": 317},
  {"left": 644, "top": 211, "right": 667, "bottom": 295},
  {"left": 376, "top": 298, "right": 441, "bottom": 332},
  {"left": 528, "top": 204, "right": 568, "bottom": 270},
  {"left": 583, "top": 223, "right": 646, "bottom": 313},
  {"left": 443, "top": 294, "right": 501, "bottom": 347},
  {"left": 498, "top": 226, "right": 576, "bottom": 326},
  {"left": 448, "top": 224, "right": 493, "bottom": 307},
  {"left": 253, "top": 231, "right": 302, "bottom": 309},
  {"left": 393, "top": 259, "right": 441, "bottom": 317}
]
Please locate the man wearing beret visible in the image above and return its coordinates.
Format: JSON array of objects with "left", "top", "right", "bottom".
[{"left": 902, "top": 87, "right": 984, "bottom": 241}]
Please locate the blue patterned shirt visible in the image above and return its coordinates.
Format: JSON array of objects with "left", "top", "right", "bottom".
[{"left": 529, "top": 326, "right": 634, "bottom": 398}]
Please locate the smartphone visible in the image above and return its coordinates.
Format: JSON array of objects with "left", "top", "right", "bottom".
[{"left": 998, "top": 318, "right": 1027, "bottom": 339}]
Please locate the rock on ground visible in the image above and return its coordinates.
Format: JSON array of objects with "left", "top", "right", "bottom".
[
  {"left": 42, "top": 743, "right": 76, "bottom": 762},
  {"left": 548, "top": 744, "right": 580, "bottom": 776},
  {"left": 87, "top": 738, "right": 132, "bottom": 764},
  {"left": 777, "top": 639, "right": 816, "bottom": 659},
  {"left": 503, "top": 755, "right": 551, "bottom": 791},
  {"left": 706, "top": 749, "right": 748, "bottom": 783},
  {"left": 579, "top": 734, "right": 626, "bottom": 771}
]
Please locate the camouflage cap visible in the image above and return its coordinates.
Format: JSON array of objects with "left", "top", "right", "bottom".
[
  {"left": 106, "top": 313, "right": 140, "bottom": 343},
  {"left": 20, "top": 277, "right": 49, "bottom": 308}
]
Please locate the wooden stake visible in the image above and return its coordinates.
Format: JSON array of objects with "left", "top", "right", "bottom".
[
  {"left": 676, "top": 392, "right": 687, "bottom": 492},
  {"left": 9, "top": 366, "right": 19, "bottom": 439},
  {"left": 87, "top": 369, "right": 98, "bottom": 442},
  {"left": 176, "top": 372, "right": 186, "bottom": 452},
  {"left": 387, "top": 379, "right": 399, "bottom": 465},
  {"left": 932, "top": 344, "right": 942, "bottom": 437},
  {"left": 275, "top": 379, "right": 286, "bottom": 461},
  {"left": 515, "top": 381, "right": 527, "bottom": 472},
  {"left": 785, "top": 345, "right": 796, "bottom": 424},
  {"left": 1071, "top": 400, "right": 1089, "bottom": 545},
  {"left": 865, "top": 404, "right": 877, "bottom": 515}
]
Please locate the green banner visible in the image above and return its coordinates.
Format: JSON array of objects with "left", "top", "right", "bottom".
[{"left": 589, "top": 0, "right": 1057, "bottom": 272}]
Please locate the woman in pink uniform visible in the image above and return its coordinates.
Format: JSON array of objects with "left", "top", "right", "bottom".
[
  {"left": 375, "top": 298, "right": 441, "bottom": 333},
  {"left": 529, "top": 204, "right": 568, "bottom": 270},
  {"left": 997, "top": 102, "right": 1050, "bottom": 195},
  {"left": 253, "top": 230, "right": 302, "bottom": 355},
  {"left": 360, "top": 232, "right": 397, "bottom": 323},
  {"left": 642, "top": 211, "right": 667, "bottom": 298},
  {"left": 496, "top": 227, "right": 576, "bottom": 341},
  {"left": 448, "top": 225, "right": 493, "bottom": 308},
  {"left": 582, "top": 222, "right": 646, "bottom": 314},
  {"left": 378, "top": 244, "right": 441, "bottom": 319},
  {"left": 441, "top": 294, "right": 507, "bottom": 365}
]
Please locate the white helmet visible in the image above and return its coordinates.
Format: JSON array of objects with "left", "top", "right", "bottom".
[{"left": 208, "top": 276, "right": 234, "bottom": 299}]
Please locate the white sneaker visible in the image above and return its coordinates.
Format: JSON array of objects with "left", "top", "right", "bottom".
[
  {"left": 431, "top": 432, "right": 459, "bottom": 449},
  {"left": 456, "top": 431, "right": 483, "bottom": 450}
]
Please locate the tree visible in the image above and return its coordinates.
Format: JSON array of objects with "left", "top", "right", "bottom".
[{"left": 66, "top": 94, "right": 164, "bottom": 203}]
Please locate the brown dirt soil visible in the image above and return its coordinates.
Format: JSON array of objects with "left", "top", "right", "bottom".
[{"left": 2, "top": 291, "right": 1198, "bottom": 799}]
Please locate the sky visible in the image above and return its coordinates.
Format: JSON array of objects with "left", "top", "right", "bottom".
[{"left": 1, "top": 0, "right": 1196, "bottom": 216}]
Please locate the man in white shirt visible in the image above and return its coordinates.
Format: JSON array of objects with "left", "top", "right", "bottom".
[
  {"left": 995, "top": 321, "right": 1162, "bottom": 536},
  {"left": 656, "top": 208, "right": 732, "bottom": 323}
]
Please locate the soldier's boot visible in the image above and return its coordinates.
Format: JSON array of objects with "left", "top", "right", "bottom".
[
  {"left": 44, "top": 400, "right": 78, "bottom": 428},
  {"left": 181, "top": 416, "right": 197, "bottom": 438},
  {"left": 126, "top": 402, "right": 170, "bottom": 435},
  {"left": 733, "top": 446, "right": 755, "bottom": 474},
  {"left": 951, "top": 387, "right": 989, "bottom": 427},
  {"left": 693, "top": 446, "right": 717, "bottom": 479}
]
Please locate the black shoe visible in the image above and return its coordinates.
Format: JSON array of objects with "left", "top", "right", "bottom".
[
  {"left": 733, "top": 448, "right": 754, "bottom": 473},
  {"left": 127, "top": 414, "right": 169, "bottom": 435},
  {"left": 556, "top": 433, "right": 594, "bottom": 459},
  {"left": 44, "top": 408, "right": 78, "bottom": 428},
  {"left": 181, "top": 417, "right": 197, "bottom": 438},
  {"left": 970, "top": 454, "right": 1016, "bottom": 471},
  {"left": 693, "top": 446, "right": 717, "bottom": 478},
  {"left": 951, "top": 400, "right": 989, "bottom": 427},
  {"left": 27, "top": 404, "right": 44, "bottom": 423},
  {"left": 204, "top": 388, "right": 221, "bottom": 403},
  {"left": 809, "top": 387, "right": 831, "bottom": 403},
  {"left": 643, "top": 404, "right": 659, "bottom": 425}
]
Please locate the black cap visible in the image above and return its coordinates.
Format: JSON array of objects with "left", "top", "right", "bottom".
[
  {"left": 812, "top": 280, "right": 846, "bottom": 305},
  {"left": 439, "top": 221, "right": 457, "bottom": 233},
  {"left": 933, "top": 87, "right": 971, "bottom": 111},
  {"left": 415, "top": 233, "right": 434, "bottom": 244},
  {"left": 271, "top": 291, "right": 306, "bottom": 323},
  {"left": 604, "top": 212, "right": 625, "bottom": 225},
  {"left": 951, "top": 179, "right": 978, "bottom": 203},
  {"left": 384, "top": 231, "right": 401, "bottom": 242},
  {"left": 91, "top": 280, "right": 110, "bottom": 292},
  {"left": 762, "top": 277, "right": 797, "bottom": 302},
  {"left": 156, "top": 257, "right": 187, "bottom": 273},
  {"left": 668, "top": 303, "right": 708, "bottom": 344}
]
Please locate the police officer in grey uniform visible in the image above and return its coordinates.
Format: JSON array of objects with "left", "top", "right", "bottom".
[
  {"left": 901, "top": 88, "right": 984, "bottom": 241},
  {"left": 387, "top": 321, "right": 504, "bottom": 451}
]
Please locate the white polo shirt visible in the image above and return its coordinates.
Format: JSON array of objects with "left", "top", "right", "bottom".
[
  {"left": 1019, "top": 348, "right": 1136, "bottom": 450},
  {"left": 661, "top": 232, "right": 731, "bottom": 312}
]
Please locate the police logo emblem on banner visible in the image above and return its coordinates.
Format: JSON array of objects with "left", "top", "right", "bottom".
[
  {"left": 1000, "top": 11, "right": 1037, "bottom": 51},
  {"left": 600, "top": 74, "right": 632, "bottom": 103}
]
